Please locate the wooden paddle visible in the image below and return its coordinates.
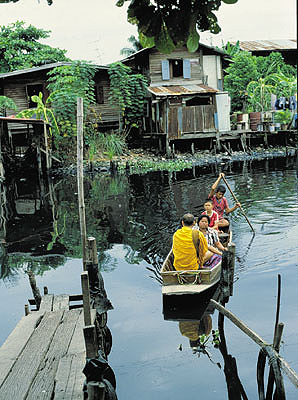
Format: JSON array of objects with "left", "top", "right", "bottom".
[{"left": 221, "top": 175, "right": 255, "bottom": 233}]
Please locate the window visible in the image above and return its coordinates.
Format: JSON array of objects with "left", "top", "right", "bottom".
[
  {"left": 96, "top": 85, "right": 104, "bottom": 104},
  {"left": 161, "top": 59, "right": 191, "bottom": 80},
  {"left": 26, "top": 84, "right": 44, "bottom": 108},
  {"left": 170, "top": 59, "right": 183, "bottom": 77}
]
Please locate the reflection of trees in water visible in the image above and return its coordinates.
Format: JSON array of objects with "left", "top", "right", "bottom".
[{"left": 0, "top": 251, "right": 65, "bottom": 281}]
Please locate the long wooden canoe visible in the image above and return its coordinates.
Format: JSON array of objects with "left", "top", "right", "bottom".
[{"left": 160, "top": 230, "right": 232, "bottom": 296}]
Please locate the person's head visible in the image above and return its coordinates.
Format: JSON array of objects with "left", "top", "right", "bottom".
[
  {"left": 204, "top": 199, "right": 213, "bottom": 213},
  {"left": 197, "top": 214, "right": 210, "bottom": 230},
  {"left": 215, "top": 185, "right": 226, "bottom": 200},
  {"left": 181, "top": 213, "right": 195, "bottom": 227}
]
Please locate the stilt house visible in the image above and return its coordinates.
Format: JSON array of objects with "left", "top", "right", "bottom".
[{"left": 121, "top": 44, "right": 231, "bottom": 152}]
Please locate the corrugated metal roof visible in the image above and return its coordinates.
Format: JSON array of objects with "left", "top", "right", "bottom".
[
  {"left": 231, "top": 39, "right": 297, "bottom": 52},
  {"left": 0, "top": 116, "right": 50, "bottom": 125},
  {"left": 148, "top": 84, "right": 219, "bottom": 96},
  {"left": 0, "top": 62, "right": 108, "bottom": 79}
]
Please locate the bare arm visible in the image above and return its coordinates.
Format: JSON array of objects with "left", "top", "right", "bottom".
[
  {"left": 225, "top": 202, "right": 240, "bottom": 214},
  {"left": 214, "top": 241, "right": 227, "bottom": 252},
  {"left": 209, "top": 173, "right": 224, "bottom": 198},
  {"left": 208, "top": 244, "right": 222, "bottom": 256}
]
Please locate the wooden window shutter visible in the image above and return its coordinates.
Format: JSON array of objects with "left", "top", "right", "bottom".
[
  {"left": 161, "top": 59, "right": 170, "bottom": 80},
  {"left": 183, "top": 59, "right": 191, "bottom": 79}
]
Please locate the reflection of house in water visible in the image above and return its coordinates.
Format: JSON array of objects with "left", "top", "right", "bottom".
[{"left": 0, "top": 117, "right": 68, "bottom": 271}]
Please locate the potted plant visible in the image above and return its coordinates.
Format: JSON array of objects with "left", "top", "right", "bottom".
[{"left": 274, "top": 109, "right": 292, "bottom": 130}]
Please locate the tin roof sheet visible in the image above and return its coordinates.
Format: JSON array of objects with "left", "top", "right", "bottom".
[
  {"left": 231, "top": 39, "right": 297, "bottom": 52},
  {"left": 0, "top": 116, "right": 50, "bottom": 125},
  {"left": 0, "top": 62, "right": 108, "bottom": 79},
  {"left": 148, "top": 84, "right": 219, "bottom": 96}
]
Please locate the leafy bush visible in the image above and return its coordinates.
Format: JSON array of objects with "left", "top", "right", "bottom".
[{"left": 96, "top": 132, "right": 126, "bottom": 160}]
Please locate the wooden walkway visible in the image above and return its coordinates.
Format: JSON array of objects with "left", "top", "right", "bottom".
[{"left": 0, "top": 293, "right": 94, "bottom": 400}]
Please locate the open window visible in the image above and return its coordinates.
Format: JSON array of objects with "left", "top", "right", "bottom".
[
  {"left": 26, "top": 84, "right": 44, "bottom": 108},
  {"left": 162, "top": 59, "right": 191, "bottom": 80}
]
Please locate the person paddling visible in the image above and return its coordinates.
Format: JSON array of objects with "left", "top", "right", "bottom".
[{"left": 208, "top": 173, "right": 240, "bottom": 229}]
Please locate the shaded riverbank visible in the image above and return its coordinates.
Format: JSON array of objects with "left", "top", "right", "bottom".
[{"left": 52, "top": 145, "right": 297, "bottom": 177}]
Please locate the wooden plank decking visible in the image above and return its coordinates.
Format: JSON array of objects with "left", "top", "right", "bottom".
[{"left": 0, "top": 294, "right": 93, "bottom": 400}]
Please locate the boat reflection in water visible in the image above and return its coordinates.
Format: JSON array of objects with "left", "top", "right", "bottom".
[{"left": 163, "top": 292, "right": 249, "bottom": 399}]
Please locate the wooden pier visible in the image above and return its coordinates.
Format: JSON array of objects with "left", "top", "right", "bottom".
[{"left": 0, "top": 292, "right": 94, "bottom": 400}]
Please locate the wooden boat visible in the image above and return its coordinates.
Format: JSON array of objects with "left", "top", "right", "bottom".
[{"left": 160, "top": 230, "right": 232, "bottom": 297}]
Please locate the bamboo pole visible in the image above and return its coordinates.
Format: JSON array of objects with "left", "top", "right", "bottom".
[
  {"left": 210, "top": 299, "right": 298, "bottom": 388},
  {"left": 221, "top": 175, "right": 255, "bottom": 233},
  {"left": 43, "top": 122, "right": 50, "bottom": 172},
  {"left": 77, "top": 97, "right": 87, "bottom": 270}
]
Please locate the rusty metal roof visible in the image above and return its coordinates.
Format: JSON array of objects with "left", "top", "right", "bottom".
[
  {"left": 0, "top": 116, "right": 50, "bottom": 125},
  {"left": 231, "top": 39, "right": 297, "bottom": 52},
  {"left": 148, "top": 84, "right": 219, "bottom": 97}
]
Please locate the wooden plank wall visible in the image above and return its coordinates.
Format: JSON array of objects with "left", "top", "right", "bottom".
[
  {"left": 168, "top": 104, "right": 216, "bottom": 137},
  {"left": 149, "top": 47, "right": 203, "bottom": 85}
]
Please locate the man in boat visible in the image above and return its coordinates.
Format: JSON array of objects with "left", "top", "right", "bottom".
[
  {"left": 208, "top": 173, "right": 240, "bottom": 229},
  {"left": 197, "top": 214, "right": 227, "bottom": 256},
  {"left": 172, "top": 213, "right": 209, "bottom": 271}
]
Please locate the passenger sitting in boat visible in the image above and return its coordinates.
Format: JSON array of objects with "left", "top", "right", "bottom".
[
  {"left": 208, "top": 173, "right": 240, "bottom": 228},
  {"left": 197, "top": 214, "right": 228, "bottom": 256},
  {"left": 172, "top": 213, "right": 208, "bottom": 271},
  {"left": 202, "top": 199, "right": 219, "bottom": 230}
]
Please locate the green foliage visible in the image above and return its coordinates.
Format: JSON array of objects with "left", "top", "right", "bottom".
[
  {"left": 97, "top": 132, "right": 126, "bottom": 160},
  {"left": 224, "top": 50, "right": 297, "bottom": 112},
  {"left": 117, "top": 0, "right": 237, "bottom": 54},
  {"left": 16, "top": 92, "right": 60, "bottom": 137},
  {"left": 219, "top": 40, "right": 240, "bottom": 57},
  {"left": 120, "top": 159, "right": 192, "bottom": 175},
  {"left": 0, "top": 95, "right": 17, "bottom": 115},
  {"left": 108, "top": 62, "right": 148, "bottom": 136},
  {"left": 274, "top": 109, "right": 292, "bottom": 125},
  {"left": 0, "top": 21, "right": 69, "bottom": 73},
  {"left": 46, "top": 61, "right": 99, "bottom": 157},
  {"left": 246, "top": 76, "right": 276, "bottom": 112},
  {"left": 120, "top": 34, "right": 143, "bottom": 57},
  {"left": 224, "top": 51, "right": 258, "bottom": 111}
]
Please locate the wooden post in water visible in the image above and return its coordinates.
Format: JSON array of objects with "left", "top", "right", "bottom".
[
  {"left": 24, "top": 304, "right": 29, "bottom": 316},
  {"left": 87, "top": 381, "right": 105, "bottom": 400},
  {"left": 81, "top": 271, "right": 92, "bottom": 326},
  {"left": 77, "top": 97, "right": 87, "bottom": 270},
  {"left": 210, "top": 299, "right": 298, "bottom": 389},
  {"left": 87, "top": 237, "right": 98, "bottom": 265}
]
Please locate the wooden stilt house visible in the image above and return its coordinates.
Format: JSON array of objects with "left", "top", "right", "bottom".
[{"left": 121, "top": 44, "right": 231, "bottom": 153}]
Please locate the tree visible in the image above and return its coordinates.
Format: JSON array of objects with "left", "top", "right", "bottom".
[
  {"left": 224, "top": 51, "right": 258, "bottom": 112},
  {"left": 116, "top": 0, "right": 238, "bottom": 53},
  {"left": 120, "top": 35, "right": 143, "bottom": 57},
  {"left": 224, "top": 50, "right": 297, "bottom": 112},
  {"left": 0, "top": 21, "right": 69, "bottom": 73}
]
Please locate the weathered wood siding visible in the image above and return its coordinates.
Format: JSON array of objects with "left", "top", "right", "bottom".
[
  {"left": 168, "top": 104, "right": 216, "bottom": 138},
  {"left": 92, "top": 79, "right": 120, "bottom": 124},
  {"left": 149, "top": 47, "right": 203, "bottom": 85}
]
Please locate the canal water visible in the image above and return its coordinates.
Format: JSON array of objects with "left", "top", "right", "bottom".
[{"left": 0, "top": 155, "right": 297, "bottom": 399}]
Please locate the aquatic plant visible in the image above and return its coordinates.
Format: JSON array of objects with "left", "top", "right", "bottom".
[{"left": 119, "top": 159, "right": 192, "bottom": 174}]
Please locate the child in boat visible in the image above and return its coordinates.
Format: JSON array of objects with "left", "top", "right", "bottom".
[
  {"left": 208, "top": 173, "right": 240, "bottom": 229},
  {"left": 202, "top": 198, "right": 219, "bottom": 230}
]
